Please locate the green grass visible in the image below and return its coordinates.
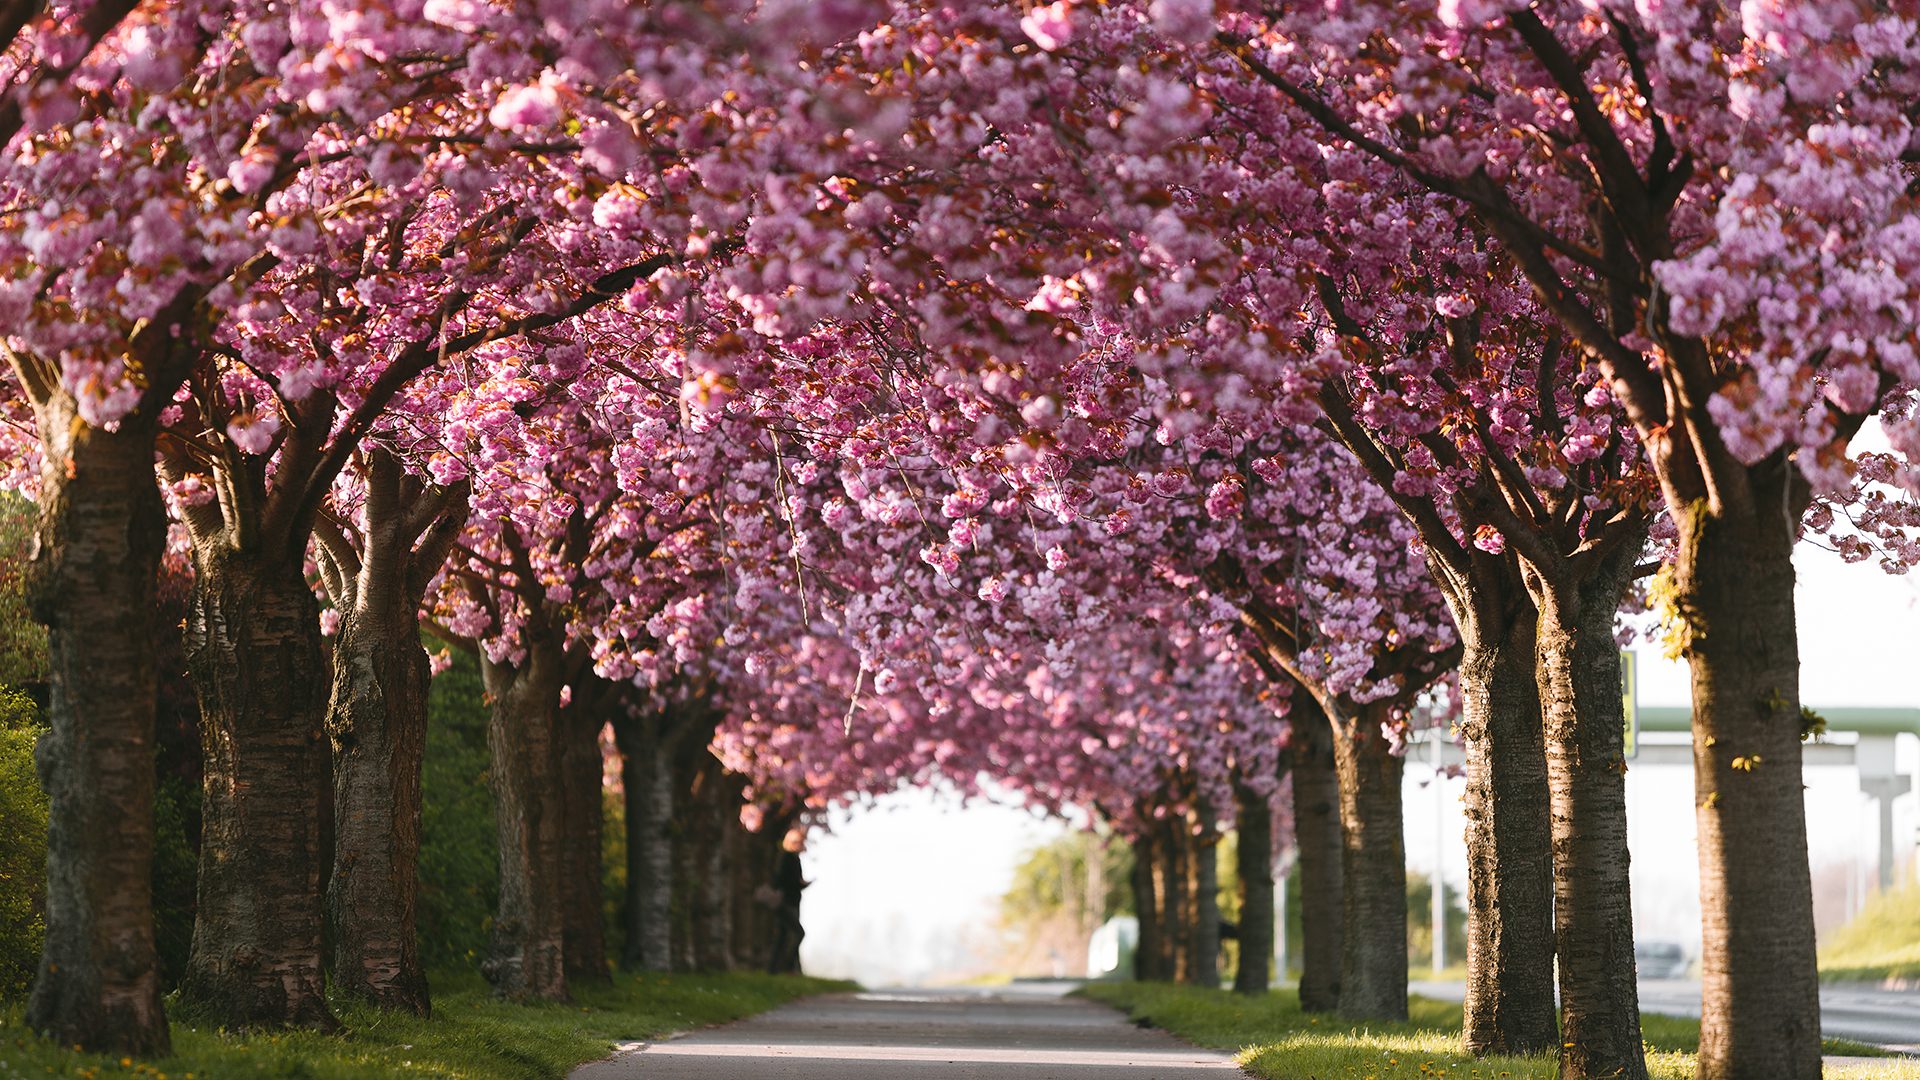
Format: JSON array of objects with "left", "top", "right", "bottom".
[
  {"left": 1078, "top": 981, "right": 1913, "bottom": 1080},
  {"left": 1822, "top": 880, "right": 1920, "bottom": 984},
  {"left": 0, "top": 969, "right": 851, "bottom": 1079}
]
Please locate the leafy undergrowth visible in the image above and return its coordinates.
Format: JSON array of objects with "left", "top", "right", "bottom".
[
  {"left": 1822, "top": 881, "right": 1920, "bottom": 984},
  {"left": 0, "top": 969, "right": 852, "bottom": 1079},
  {"left": 1078, "top": 981, "right": 1912, "bottom": 1080}
]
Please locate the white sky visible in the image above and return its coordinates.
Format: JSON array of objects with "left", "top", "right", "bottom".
[{"left": 801, "top": 539, "right": 1920, "bottom": 987}]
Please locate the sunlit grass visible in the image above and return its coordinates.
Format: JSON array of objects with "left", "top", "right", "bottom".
[
  {"left": 1079, "top": 981, "right": 1914, "bottom": 1080},
  {"left": 1822, "top": 881, "right": 1920, "bottom": 984},
  {"left": 0, "top": 969, "right": 850, "bottom": 1078}
]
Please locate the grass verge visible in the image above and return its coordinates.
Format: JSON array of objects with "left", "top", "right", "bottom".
[
  {"left": 0, "top": 969, "right": 851, "bottom": 1079},
  {"left": 1078, "top": 981, "right": 1912, "bottom": 1080},
  {"left": 1821, "top": 881, "right": 1920, "bottom": 984}
]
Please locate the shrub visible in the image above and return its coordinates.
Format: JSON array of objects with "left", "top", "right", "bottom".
[
  {"left": 151, "top": 775, "right": 200, "bottom": 988},
  {"left": 417, "top": 645, "right": 498, "bottom": 970},
  {"left": 0, "top": 493, "right": 47, "bottom": 690},
  {"left": 0, "top": 687, "right": 47, "bottom": 1000}
]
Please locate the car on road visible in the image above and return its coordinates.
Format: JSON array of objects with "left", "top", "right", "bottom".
[{"left": 1635, "top": 940, "right": 1691, "bottom": 980}]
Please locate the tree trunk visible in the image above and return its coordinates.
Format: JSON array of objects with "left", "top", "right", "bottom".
[
  {"left": 736, "top": 810, "right": 788, "bottom": 973},
  {"left": 325, "top": 600, "right": 431, "bottom": 1015},
  {"left": 23, "top": 405, "right": 172, "bottom": 1055},
  {"left": 1232, "top": 778, "right": 1274, "bottom": 995},
  {"left": 480, "top": 640, "right": 568, "bottom": 1002},
  {"left": 316, "top": 446, "right": 465, "bottom": 1017},
  {"left": 1289, "top": 708, "right": 1344, "bottom": 1013},
  {"left": 1536, "top": 543, "right": 1648, "bottom": 1080},
  {"left": 1163, "top": 817, "right": 1193, "bottom": 983},
  {"left": 613, "top": 712, "right": 675, "bottom": 972},
  {"left": 179, "top": 549, "right": 335, "bottom": 1030},
  {"left": 1130, "top": 829, "right": 1165, "bottom": 981},
  {"left": 728, "top": 821, "right": 760, "bottom": 971},
  {"left": 1190, "top": 817, "right": 1221, "bottom": 990},
  {"left": 1329, "top": 706, "right": 1408, "bottom": 1022},
  {"left": 690, "top": 760, "right": 736, "bottom": 972},
  {"left": 670, "top": 772, "right": 697, "bottom": 973},
  {"left": 1452, "top": 605, "right": 1558, "bottom": 1055},
  {"left": 1675, "top": 473, "right": 1821, "bottom": 1080},
  {"left": 557, "top": 696, "right": 608, "bottom": 985}
]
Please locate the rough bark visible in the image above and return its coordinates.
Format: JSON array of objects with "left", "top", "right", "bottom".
[
  {"left": 1288, "top": 707, "right": 1344, "bottom": 1013},
  {"left": 317, "top": 453, "right": 466, "bottom": 1016},
  {"left": 1450, "top": 600, "right": 1558, "bottom": 1056},
  {"left": 689, "top": 759, "right": 736, "bottom": 972},
  {"left": 324, "top": 601, "right": 432, "bottom": 1015},
  {"left": 1675, "top": 476, "right": 1821, "bottom": 1080},
  {"left": 1534, "top": 541, "right": 1648, "bottom": 1080},
  {"left": 1190, "top": 816, "right": 1222, "bottom": 990},
  {"left": 1232, "top": 777, "right": 1274, "bottom": 995},
  {"left": 557, "top": 694, "right": 609, "bottom": 985},
  {"left": 178, "top": 548, "right": 335, "bottom": 1030},
  {"left": 479, "top": 637, "right": 569, "bottom": 1002},
  {"left": 1329, "top": 705, "right": 1408, "bottom": 1022},
  {"left": 613, "top": 710, "right": 676, "bottom": 973},
  {"left": 22, "top": 399, "right": 172, "bottom": 1055}
]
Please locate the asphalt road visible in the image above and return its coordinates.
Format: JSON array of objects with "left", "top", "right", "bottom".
[
  {"left": 570, "top": 984, "right": 1248, "bottom": 1079},
  {"left": 1412, "top": 977, "right": 1920, "bottom": 1052}
]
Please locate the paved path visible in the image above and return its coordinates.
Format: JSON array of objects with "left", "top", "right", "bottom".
[
  {"left": 1413, "top": 977, "right": 1920, "bottom": 1053},
  {"left": 571, "top": 984, "right": 1248, "bottom": 1079}
]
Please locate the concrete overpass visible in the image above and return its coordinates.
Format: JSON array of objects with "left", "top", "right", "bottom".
[{"left": 1632, "top": 705, "right": 1920, "bottom": 892}]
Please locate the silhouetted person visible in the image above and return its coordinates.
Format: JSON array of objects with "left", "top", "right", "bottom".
[{"left": 768, "top": 829, "right": 808, "bottom": 974}]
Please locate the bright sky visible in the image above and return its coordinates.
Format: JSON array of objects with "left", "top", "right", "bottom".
[{"left": 800, "top": 534, "right": 1920, "bottom": 987}]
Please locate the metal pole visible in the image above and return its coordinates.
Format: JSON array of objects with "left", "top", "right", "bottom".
[
  {"left": 1432, "top": 733, "right": 1447, "bottom": 973},
  {"left": 1275, "top": 862, "right": 1289, "bottom": 983}
]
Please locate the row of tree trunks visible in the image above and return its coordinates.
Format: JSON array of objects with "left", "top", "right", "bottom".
[
  {"left": 611, "top": 697, "right": 748, "bottom": 975},
  {"left": 1125, "top": 805, "right": 1224, "bottom": 987}
]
